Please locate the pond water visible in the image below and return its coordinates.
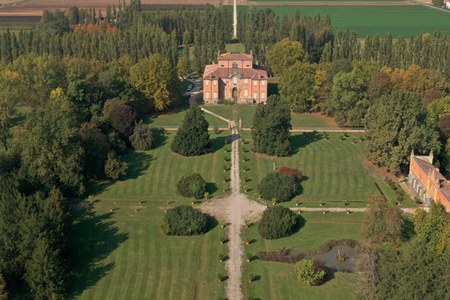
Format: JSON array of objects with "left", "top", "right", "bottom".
[{"left": 309, "top": 245, "right": 357, "bottom": 273}]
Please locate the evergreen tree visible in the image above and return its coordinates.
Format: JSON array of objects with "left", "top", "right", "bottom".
[
  {"left": 129, "top": 120, "right": 153, "bottom": 151},
  {"left": 171, "top": 105, "right": 212, "bottom": 156},
  {"left": 252, "top": 95, "right": 292, "bottom": 156}
]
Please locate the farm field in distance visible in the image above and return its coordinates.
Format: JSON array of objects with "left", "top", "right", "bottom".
[
  {"left": 243, "top": 212, "right": 363, "bottom": 300},
  {"left": 70, "top": 132, "right": 229, "bottom": 299},
  {"left": 0, "top": 16, "right": 39, "bottom": 30},
  {"left": 242, "top": 5, "right": 450, "bottom": 37}
]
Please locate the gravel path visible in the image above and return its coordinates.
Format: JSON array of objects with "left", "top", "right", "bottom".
[
  {"left": 199, "top": 123, "right": 265, "bottom": 300},
  {"left": 291, "top": 206, "right": 420, "bottom": 214}
]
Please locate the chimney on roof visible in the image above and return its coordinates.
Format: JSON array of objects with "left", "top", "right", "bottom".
[
  {"left": 410, "top": 149, "right": 415, "bottom": 159},
  {"left": 429, "top": 150, "right": 434, "bottom": 164}
]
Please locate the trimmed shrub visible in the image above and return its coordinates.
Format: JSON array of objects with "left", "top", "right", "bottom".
[
  {"left": 177, "top": 173, "right": 207, "bottom": 199},
  {"left": 258, "top": 206, "right": 298, "bottom": 239},
  {"left": 279, "top": 167, "right": 302, "bottom": 182},
  {"left": 258, "top": 172, "right": 298, "bottom": 203},
  {"left": 163, "top": 206, "right": 209, "bottom": 236},
  {"left": 296, "top": 259, "right": 326, "bottom": 286}
]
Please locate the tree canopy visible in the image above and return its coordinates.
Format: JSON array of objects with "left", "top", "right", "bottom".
[
  {"left": 252, "top": 95, "right": 292, "bottom": 157},
  {"left": 365, "top": 90, "right": 441, "bottom": 172},
  {"left": 171, "top": 105, "right": 212, "bottom": 156}
]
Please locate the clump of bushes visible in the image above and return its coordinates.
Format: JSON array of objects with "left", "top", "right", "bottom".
[
  {"left": 295, "top": 259, "right": 326, "bottom": 286},
  {"left": 258, "top": 172, "right": 298, "bottom": 203},
  {"left": 258, "top": 206, "right": 299, "bottom": 239},
  {"left": 279, "top": 167, "right": 302, "bottom": 182},
  {"left": 163, "top": 206, "right": 209, "bottom": 236},
  {"left": 259, "top": 247, "right": 303, "bottom": 264},
  {"left": 177, "top": 173, "right": 207, "bottom": 199}
]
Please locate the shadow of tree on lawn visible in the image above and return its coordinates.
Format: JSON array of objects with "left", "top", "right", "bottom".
[
  {"left": 67, "top": 209, "right": 128, "bottom": 298},
  {"left": 291, "top": 132, "right": 323, "bottom": 154}
]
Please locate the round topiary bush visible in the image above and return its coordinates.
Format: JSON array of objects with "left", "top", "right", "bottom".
[
  {"left": 177, "top": 173, "right": 207, "bottom": 199},
  {"left": 258, "top": 206, "right": 299, "bottom": 239},
  {"left": 258, "top": 172, "right": 298, "bottom": 203},
  {"left": 295, "top": 259, "right": 326, "bottom": 286},
  {"left": 163, "top": 206, "right": 209, "bottom": 236}
]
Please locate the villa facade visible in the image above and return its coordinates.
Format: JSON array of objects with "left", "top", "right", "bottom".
[
  {"left": 202, "top": 52, "right": 268, "bottom": 104},
  {"left": 408, "top": 150, "right": 450, "bottom": 212}
]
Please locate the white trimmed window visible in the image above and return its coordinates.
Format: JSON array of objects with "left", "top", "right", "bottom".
[
  {"left": 244, "top": 90, "right": 248, "bottom": 97},
  {"left": 253, "top": 92, "right": 257, "bottom": 99},
  {"left": 233, "top": 76, "right": 238, "bottom": 85},
  {"left": 244, "top": 79, "right": 248, "bottom": 84},
  {"left": 213, "top": 92, "right": 218, "bottom": 99},
  {"left": 205, "top": 80, "right": 209, "bottom": 86},
  {"left": 261, "top": 80, "right": 266, "bottom": 86},
  {"left": 261, "top": 92, "right": 265, "bottom": 99},
  {"left": 206, "top": 92, "right": 210, "bottom": 98},
  {"left": 253, "top": 80, "right": 257, "bottom": 86},
  {"left": 213, "top": 80, "right": 217, "bottom": 86}
]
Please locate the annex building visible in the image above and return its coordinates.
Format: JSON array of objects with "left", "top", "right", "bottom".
[
  {"left": 408, "top": 150, "right": 450, "bottom": 212},
  {"left": 202, "top": 52, "right": 268, "bottom": 104}
]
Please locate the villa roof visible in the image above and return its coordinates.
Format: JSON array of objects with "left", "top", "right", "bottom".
[
  {"left": 414, "top": 156, "right": 450, "bottom": 202},
  {"left": 203, "top": 63, "right": 267, "bottom": 80},
  {"left": 218, "top": 52, "right": 253, "bottom": 61}
]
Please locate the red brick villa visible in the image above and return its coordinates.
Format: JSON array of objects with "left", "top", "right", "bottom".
[
  {"left": 202, "top": 51, "right": 268, "bottom": 104},
  {"left": 409, "top": 150, "right": 450, "bottom": 211}
]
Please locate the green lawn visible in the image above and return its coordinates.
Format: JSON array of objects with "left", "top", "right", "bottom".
[
  {"left": 202, "top": 104, "right": 339, "bottom": 128},
  {"left": 70, "top": 133, "right": 230, "bottom": 299},
  {"left": 146, "top": 105, "right": 228, "bottom": 128},
  {"left": 243, "top": 212, "right": 363, "bottom": 299},
  {"left": 240, "top": 5, "right": 450, "bottom": 37},
  {"left": 240, "top": 132, "right": 403, "bottom": 207}
]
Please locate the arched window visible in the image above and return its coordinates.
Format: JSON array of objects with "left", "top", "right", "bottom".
[
  {"left": 232, "top": 75, "right": 238, "bottom": 84},
  {"left": 232, "top": 62, "right": 238, "bottom": 69}
]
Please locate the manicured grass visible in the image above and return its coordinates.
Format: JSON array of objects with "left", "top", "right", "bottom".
[
  {"left": 202, "top": 104, "right": 338, "bottom": 128},
  {"left": 70, "top": 133, "right": 231, "bottom": 299},
  {"left": 146, "top": 105, "right": 228, "bottom": 128},
  {"left": 241, "top": 5, "right": 450, "bottom": 37},
  {"left": 243, "top": 212, "right": 362, "bottom": 299},
  {"left": 240, "top": 132, "right": 402, "bottom": 207},
  {"left": 0, "top": 16, "right": 39, "bottom": 30}
]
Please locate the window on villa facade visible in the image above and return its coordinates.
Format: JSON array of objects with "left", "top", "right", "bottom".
[
  {"left": 206, "top": 92, "right": 210, "bottom": 98},
  {"left": 232, "top": 62, "right": 238, "bottom": 68},
  {"left": 244, "top": 90, "right": 248, "bottom": 97},
  {"left": 261, "top": 80, "right": 266, "bottom": 86},
  {"left": 253, "top": 92, "right": 257, "bottom": 99},
  {"left": 233, "top": 76, "right": 238, "bottom": 84},
  {"left": 213, "top": 80, "right": 217, "bottom": 86},
  {"left": 213, "top": 92, "right": 217, "bottom": 99},
  {"left": 253, "top": 80, "right": 257, "bottom": 86},
  {"left": 244, "top": 79, "right": 248, "bottom": 84},
  {"left": 261, "top": 92, "right": 265, "bottom": 99},
  {"left": 205, "top": 80, "right": 209, "bottom": 86}
]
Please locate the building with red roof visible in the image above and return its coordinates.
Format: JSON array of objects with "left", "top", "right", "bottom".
[
  {"left": 409, "top": 150, "right": 450, "bottom": 211},
  {"left": 203, "top": 51, "right": 268, "bottom": 104}
]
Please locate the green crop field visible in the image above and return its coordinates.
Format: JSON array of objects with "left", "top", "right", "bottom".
[
  {"left": 202, "top": 104, "right": 339, "bottom": 128},
  {"left": 69, "top": 132, "right": 230, "bottom": 299},
  {"left": 243, "top": 212, "right": 363, "bottom": 299},
  {"left": 239, "top": 132, "right": 406, "bottom": 207},
  {"left": 242, "top": 5, "right": 450, "bottom": 37},
  {"left": 0, "top": 16, "right": 39, "bottom": 30}
]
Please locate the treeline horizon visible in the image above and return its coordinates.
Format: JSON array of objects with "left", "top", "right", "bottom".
[{"left": 0, "top": 3, "right": 448, "bottom": 78}]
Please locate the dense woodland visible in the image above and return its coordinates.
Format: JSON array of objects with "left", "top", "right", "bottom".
[{"left": 0, "top": 1, "right": 449, "bottom": 299}]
